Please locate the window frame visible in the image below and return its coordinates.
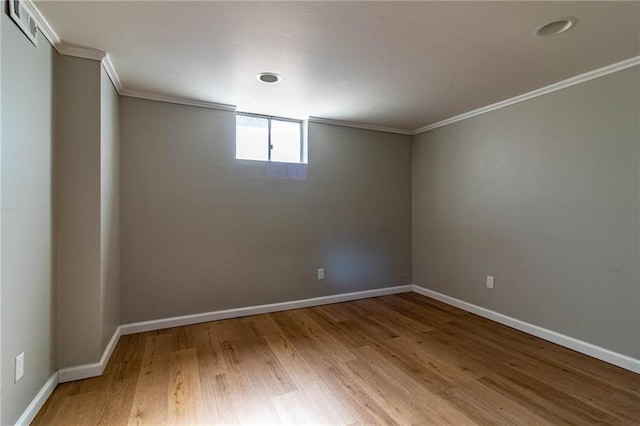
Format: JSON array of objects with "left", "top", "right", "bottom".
[{"left": 235, "top": 112, "right": 305, "bottom": 164}]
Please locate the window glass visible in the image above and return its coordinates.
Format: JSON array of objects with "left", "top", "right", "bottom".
[
  {"left": 271, "top": 119, "right": 301, "bottom": 163},
  {"left": 235, "top": 115, "right": 268, "bottom": 161}
]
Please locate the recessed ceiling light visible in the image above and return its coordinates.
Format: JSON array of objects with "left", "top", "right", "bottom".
[
  {"left": 535, "top": 17, "right": 577, "bottom": 37},
  {"left": 257, "top": 73, "right": 281, "bottom": 84}
]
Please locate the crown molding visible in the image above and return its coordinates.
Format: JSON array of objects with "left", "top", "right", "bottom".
[
  {"left": 22, "top": 0, "right": 60, "bottom": 46},
  {"left": 20, "top": 0, "right": 640, "bottom": 137},
  {"left": 57, "top": 46, "right": 125, "bottom": 94},
  {"left": 22, "top": 1, "right": 124, "bottom": 93},
  {"left": 23, "top": 0, "right": 95, "bottom": 67},
  {"left": 102, "top": 54, "right": 123, "bottom": 92},
  {"left": 308, "top": 117, "right": 413, "bottom": 136},
  {"left": 56, "top": 44, "right": 106, "bottom": 61},
  {"left": 412, "top": 55, "right": 640, "bottom": 135},
  {"left": 120, "top": 89, "right": 237, "bottom": 112}
]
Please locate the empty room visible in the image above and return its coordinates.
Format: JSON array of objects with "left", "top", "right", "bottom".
[{"left": 1, "top": 0, "right": 639, "bottom": 424}]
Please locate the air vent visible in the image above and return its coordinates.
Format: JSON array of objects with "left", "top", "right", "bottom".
[{"left": 9, "top": 0, "right": 38, "bottom": 46}]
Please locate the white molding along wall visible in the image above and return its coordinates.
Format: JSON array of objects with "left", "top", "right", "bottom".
[
  {"left": 55, "top": 44, "right": 105, "bottom": 61},
  {"left": 55, "top": 285, "right": 413, "bottom": 384},
  {"left": 57, "top": 326, "right": 123, "bottom": 383},
  {"left": 119, "top": 285, "right": 413, "bottom": 336},
  {"left": 119, "top": 89, "right": 236, "bottom": 113},
  {"left": 411, "top": 56, "right": 640, "bottom": 134},
  {"left": 102, "top": 54, "right": 123, "bottom": 92},
  {"left": 20, "top": 0, "right": 640, "bottom": 135},
  {"left": 52, "top": 282, "right": 640, "bottom": 383},
  {"left": 412, "top": 285, "right": 640, "bottom": 374},
  {"left": 14, "top": 372, "right": 58, "bottom": 426},
  {"left": 54, "top": 285, "right": 412, "bottom": 384},
  {"left": 308, "top": 117, "right": 413, "bottom": 136},
  {"left": 17, "top": 283, "right": 640, "bottom": 422},
  {"left": 12, "top": 0, "right": 640, "bottom": 422},
  {"left": 17, "top": 286, "right": 416, "bottom": 422}
]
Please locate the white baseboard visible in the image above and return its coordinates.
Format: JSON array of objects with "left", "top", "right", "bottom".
[
  {"left": 58, "top": 326, "right": 122, "bottom": 383},
  {"left": 412, "top": 284, "right": 640, "bottom": 374},
  {"left": 121, "top": 285, "right": 414, "bottom": 335},
  {"left": 56, "top": 285, "right": 412, "bottom": 382},
  {"left": 16, "top": 283, "right": 639, "bottom": 424},
  {"left": 15, "top": 285, "right": 413, "bottom": 423},
  {"left": 14, "top": 372, "right": 59, "bottom": 426}
]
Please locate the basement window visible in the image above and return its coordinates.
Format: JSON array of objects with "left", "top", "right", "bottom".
[{"left": 235, "top": 113, "right": 307, "bottom": 164}]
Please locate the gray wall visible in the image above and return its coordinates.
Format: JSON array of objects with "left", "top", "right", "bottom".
[
  {"left": 120, "top": 97, "right": 412, "bottom": 323},
  {"left": 1, "top": 14, "right": 56, "bottom": 424},
  {"left": 0, "top": 11, "right": 3, "bottom": 422},
  {"left": 56, "top": 55, "right": 103, "bottom": 368},
  {"left": 412, "top": 66, "right": 640, "bottom": 358},
  {"left": 100, "top": 67, "right": 120, "bottom": 353},
  {"left": 57, "top": 57, "right": 120, "bottom": 369}
]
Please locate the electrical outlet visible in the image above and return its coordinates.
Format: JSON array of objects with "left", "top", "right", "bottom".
[
  {"left": 317, "top": 268, "right": 325, "bottom": 280},
  {"left": 486, "top": 276, "right": 495, "bottom": 290},
  {"left": 15, "top": 352, "right": 24, "bottom": 383}
]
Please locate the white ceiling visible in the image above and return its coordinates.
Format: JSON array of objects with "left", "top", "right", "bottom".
[{"left": 35, "top": 1, "right": 640, "bottom": 131}]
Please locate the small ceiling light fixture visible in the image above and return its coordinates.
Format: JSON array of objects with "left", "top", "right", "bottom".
[
  {"left": 535, "top": 17, "right": 577, "bottom": 37},
  {"left": 257, "top": 72, "right": 281, "bottom": 84}
]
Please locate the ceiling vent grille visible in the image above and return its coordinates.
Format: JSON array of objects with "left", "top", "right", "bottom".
[{"left": 9, "top": 0, "right": 38, "bottom": 46}]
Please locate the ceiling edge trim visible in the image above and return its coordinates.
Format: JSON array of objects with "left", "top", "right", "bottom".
[
  {"left": 24, "top": 0, "right": 124, "bottom": 94},
  {"left": 412, "top": 55, "right": 640, "bottom": 135},
  {"left": 23, "top": 0, "right": 640, "bottom": 138},
  {"left": 120, "top": 89, "right": 237, "bottom": 112},
  {"left": 308, "top": 117, "right": 413, "bottom": 136},
  {"left": 23, "top": 0, "right": 412, "bottom": 134},
  {"left": 57, "top": 45, "right": 106, "bottom": 61},
  {"left": 102, "top": 54, "right": 123, "bottom": 92}
]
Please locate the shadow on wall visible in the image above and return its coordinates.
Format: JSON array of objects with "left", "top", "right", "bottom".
[{"left": 240, "top": 160, "right": 308, "bottom": 181}]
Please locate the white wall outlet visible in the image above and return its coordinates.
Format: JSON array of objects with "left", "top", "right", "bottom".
[
  {"left": 317, "top": 268, "right": 325, "bottom": 280},
  {"left": 15, "top": 352, "right": 24, "bottom": 383},
  {"left": 486, "top": 276, "right": 495, "bottom": 290}
]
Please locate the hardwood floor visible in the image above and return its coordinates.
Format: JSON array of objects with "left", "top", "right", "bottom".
[{"left": 34, "top": 293, "right": 640, "bottom": 425}]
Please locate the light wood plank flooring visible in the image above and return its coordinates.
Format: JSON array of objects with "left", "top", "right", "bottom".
[{"left": 34, "top": 293, "right": 640, "bottom": 425}]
